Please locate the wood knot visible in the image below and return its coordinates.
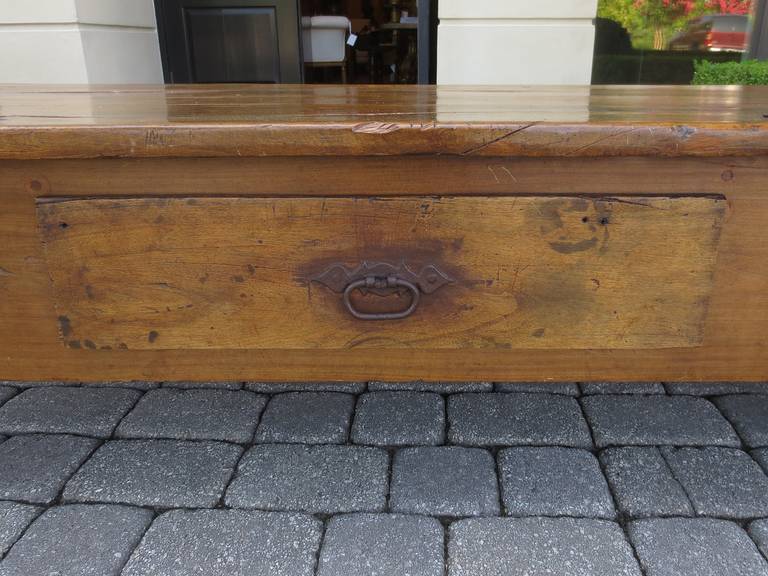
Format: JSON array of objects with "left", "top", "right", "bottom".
[{"left": 352, "top": 122, "right": 400, "bottom": 135}]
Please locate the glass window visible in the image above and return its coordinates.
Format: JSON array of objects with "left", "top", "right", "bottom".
[{"left": 593, "top": 0, "right": 758, "bottom": 84}]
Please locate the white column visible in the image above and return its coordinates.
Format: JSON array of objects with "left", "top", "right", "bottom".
[
  {"left": 0, "top": 0, "right": 163, "bottom": 84},
  {"left": 437, "top": 0, "right": 598, "bottom": 85}
]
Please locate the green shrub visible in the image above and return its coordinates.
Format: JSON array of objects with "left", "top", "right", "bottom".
[
  {"left": 693, "top": 59, "right": 768, "bottom": 85},
  {"left": 592, "top": 51, "right": 741, "bottom": 85}
]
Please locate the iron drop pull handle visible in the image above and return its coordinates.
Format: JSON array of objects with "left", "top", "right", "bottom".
[
  {"left": 310, "top": 261, "right": 452, "bottom": 321},
  {"left": 343, "top": 275, "right": 420, "bottom": 320}
]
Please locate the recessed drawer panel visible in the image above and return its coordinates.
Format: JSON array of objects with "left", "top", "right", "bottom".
[{"left": 37, "top": 195, "right": 725, "bottom": 351}]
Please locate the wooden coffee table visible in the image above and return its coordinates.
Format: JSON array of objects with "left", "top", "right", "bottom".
[{"left": 0, "top": 84, "right": 766, "bottom": 382}]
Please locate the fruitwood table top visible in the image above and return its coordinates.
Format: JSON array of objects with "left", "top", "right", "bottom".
[{"left": 0, "top": 84, "right": 766, "bottom": 159}]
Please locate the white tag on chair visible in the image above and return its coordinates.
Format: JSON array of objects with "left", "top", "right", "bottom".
[{"left": 347, "top": 33, "right": 358, "bottom": 47}]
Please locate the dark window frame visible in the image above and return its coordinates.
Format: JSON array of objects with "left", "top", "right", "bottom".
[{"left": 749, "top": 0, "right": 768, "bottom": 59}]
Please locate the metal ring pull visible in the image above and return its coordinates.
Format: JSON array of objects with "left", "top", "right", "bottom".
[
  {"left": 311, "top": 261, "right": 452, "bottom": 321},
  {"left": 342, "top": 275, "right": 421, "bottom": 320}
]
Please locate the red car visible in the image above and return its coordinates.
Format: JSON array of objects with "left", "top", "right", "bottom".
[{"left": 669, "top": 14, "right": 750, "bottom": 52}]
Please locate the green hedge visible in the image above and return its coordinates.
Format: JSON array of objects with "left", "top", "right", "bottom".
[
  {"left": 693, "top": 60, "right": 768, "bottom": 85},
  {"left": 592, "top": 51, "right": 741, "bottom": 85}
]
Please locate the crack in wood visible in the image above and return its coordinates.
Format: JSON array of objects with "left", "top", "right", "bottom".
[{"left": 461, "top": 124, "right": 538, "bottom": 156}]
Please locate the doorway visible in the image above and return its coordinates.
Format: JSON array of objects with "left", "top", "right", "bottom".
[
  {"left": 301, "top": 0, "right": 436, "bottom": 84},
  {"left": 155, "top": 0, "right": 303, "bottom": 83},
  {"left": 155, "top": 0, "right": 435, "bottom": 83}
]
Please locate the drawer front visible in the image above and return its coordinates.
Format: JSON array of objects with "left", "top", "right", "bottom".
[{"left": 37, "top": 195, "right": 725, "bottom": 351}]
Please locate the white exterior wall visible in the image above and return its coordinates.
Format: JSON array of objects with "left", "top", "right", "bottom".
[
  {"left": 437, "top": 0, "right": 598, "bottom": 85},
  {"left": 0, "top": 0, "right": 163, "bottom": 84}
]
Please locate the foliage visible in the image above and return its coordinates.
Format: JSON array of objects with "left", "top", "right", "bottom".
[
  {"left": 598, "top": 0, "right": 753, "bottom": 49},
  {"left": 598, "top": 0, "right": 641, "bottom": 29},
  {"left": 634, "top": 0, "right": 696, "bottom": 27},
  {"left": 633, "top": 0, "right": 751, "bottom": 19},
  {"left": 633, "top": 0, "right": 698, "bottom": 47},
  {"left": 707, "top": 0, "right": 752, "bottom": 14},
  {"left": 693, "top": 59, "right": 768, "bottom": 84}
]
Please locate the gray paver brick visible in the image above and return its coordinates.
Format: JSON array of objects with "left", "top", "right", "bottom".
[
  {"left": 600, "top": 447, "right": 693, "bottom": 518},
  {"left": 498, "top": 447, "right": 615, "bottom": 518},
  {"left": 661, "top": 447, "right": 768, "bottom": 519},
  {"left": 63, "top": 440, "right": 242, "bottom": 508},
  {"left": 351, "top": 392, "right": 444, "bottom": 446},
  {"left": 714, "top": 395, "right": 768, "bottom": 448},
  {"left": 748, "top": 519, "right": 768, "bottom": 561},
  {"left": 6, "top": 381, "right": 157, "bottom": 390},
  {"left": 116, "top": 388, "right": 267, "bottom": 443},
  {"left": 581, "top": 382, "right": 665, "bottom": 395},
  {"left": 390, "top": 447, "right": 499, "bottom": 517},
  {"left": 0, "top": 387, "right": 16, "bottom": 407},
  {"left": 0, "top": 387, "right": 140, "bottom": 438},
  {"left": 225, "top": 444, "right": 388, "bottom": 513},
  {"left": 581, "top": 395, "right": 740, "bottom": 448},
  {"left": 162, "top": 380, "right": 242, "bottom": 389},
  {"left": 256, "top": 392, "right": 354, "bottom": 444},
  {"left": 0, "top": 504, "right": 153, "bottom": 576},
  {"left": 494, "top": 382, "right": 579, "bottom": 395},
  {"left": 81, "top": 381, "right": 160, "bottom": 390},
  {"left": 0, "top": 502, "right": 40, "bottom": 557},
  {"left": 122, "top": 509, "right": 321, "bottom": 576},
  {"left": 448, "top": 517, "right": 642, "bottom": 576},
  {"left": 629, "top": 518, "right": 768, "bottom": 576},
  {"left": 245, "top": 381, "right": 366, "bottom": 393},
  {"left": 448, "top": 393, "right": 593, "bottom": 448},
  {"left": 666, "top": 382, "right": 768, "bottom": 396},
  {"left": 368, "top": 381, "right": 492, "bottom": 393},
  {"left": 1, "top": 381, "right": 77, "bottom": 389},
  {"left": 754, "top": 448, "right": 768, "bottom": 474},
  {"left": 0, "top": 435, "right": 98, "bottom": 504},
  {"left": 318, "top": 514, "right": 444, "bottom": 576}
]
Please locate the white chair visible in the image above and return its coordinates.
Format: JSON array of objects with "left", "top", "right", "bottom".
[{"left": 302, "top": 15, "right": 351, "bottom": 83}]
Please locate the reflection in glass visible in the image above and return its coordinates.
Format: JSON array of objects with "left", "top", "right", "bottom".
[{"left": 593, "top": 0, "right": 756, "bottom": 84}]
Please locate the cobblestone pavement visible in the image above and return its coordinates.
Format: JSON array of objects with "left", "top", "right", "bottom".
[{"left": 0, "top": 380, "right": 768, "bottom": 575}]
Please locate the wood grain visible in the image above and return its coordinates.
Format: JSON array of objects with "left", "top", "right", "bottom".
[
  {"left": 0, "top": 145, "right": 766, "bottom": 381},
  {"left": 38, "top": 195, "right": 725, "bottom": 351},
  {"left": 0, "top": 85, "right": 767, "bottom": 160},
  {"left": 4, "top": 156, "right": 761, "bottom": 198}
]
